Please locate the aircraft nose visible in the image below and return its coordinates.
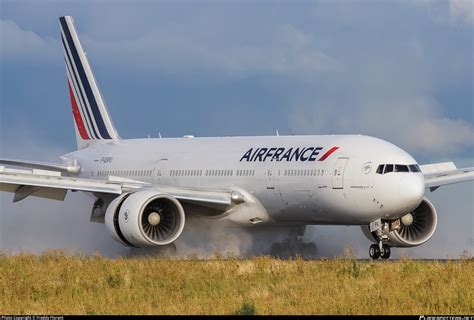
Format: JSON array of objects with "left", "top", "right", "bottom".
[{"left": 399, "top": 174, "right": 425, "bottom": 206}]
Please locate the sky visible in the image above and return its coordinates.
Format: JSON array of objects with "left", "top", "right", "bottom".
[{"left": 0, "top": 0, "right": 473, "bottom": 258}]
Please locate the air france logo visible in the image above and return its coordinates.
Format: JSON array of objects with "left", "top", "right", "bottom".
[{"left": 240, "top": 146, "right": 339, "bottom": 162}]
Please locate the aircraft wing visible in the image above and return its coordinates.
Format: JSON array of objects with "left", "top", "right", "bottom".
[
  {"left": 0, "top": 165, "right": 238, "bottom": 212},
  {"left": 0, "top": 158, "right": 80, "bottom": 173},
  {"left": 420, "top": 162, "right": 474, "bottom": 191}
]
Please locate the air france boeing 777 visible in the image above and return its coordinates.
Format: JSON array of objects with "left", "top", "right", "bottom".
[{"left": 1, "top": 16, "right": 473, "bottom": 259}]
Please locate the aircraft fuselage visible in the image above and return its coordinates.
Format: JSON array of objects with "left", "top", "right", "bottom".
[{"left": 71, "top": 134, "right": 425, "bottom": 226}]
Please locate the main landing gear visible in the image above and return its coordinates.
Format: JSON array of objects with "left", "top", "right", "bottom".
[
  {"left": 270, "top": 225, "right": 318, "bottom": 259},
  {"left": 369, "top": 243, "right": 391, "bottom": 260}
]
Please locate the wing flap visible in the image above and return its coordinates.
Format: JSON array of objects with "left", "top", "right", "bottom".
[{"left": 15, "top": 186, "right": 67, "bottom": 202}]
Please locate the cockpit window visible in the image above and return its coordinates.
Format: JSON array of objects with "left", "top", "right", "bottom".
[
  {"left": 377, "top": 163, "right": 421, "bottom": 174},
  {"left": 395, "top": 165, "right": 409, "bottom": 172},
  {"left": 376, "top": 165, "right": 384, "bottom": 174},
  {"left": 384, "top": 164, "right": 394, "bottom": 174}
]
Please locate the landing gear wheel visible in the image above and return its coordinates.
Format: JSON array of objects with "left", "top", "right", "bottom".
[
  {"left": 380, "top": 245, "right": 391, "bottom": 259},
  {"left": 369, "top": 244, "right": 380, "bottom": 259}
]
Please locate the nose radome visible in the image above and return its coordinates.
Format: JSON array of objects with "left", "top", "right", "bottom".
[{"left": 399, "top": 174, "right": 425, "bottom": 206}]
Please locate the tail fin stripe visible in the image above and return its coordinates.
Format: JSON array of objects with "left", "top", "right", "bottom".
[
  {"left": 64, "top": 56, "right": 96, "bottom": 139},
  {"left": 61, "top": 34, "right": 99, "bottom": 139},
  {"left": 60, "top": 30, "right": 101, "bottom": 139},
  {"left": 60, "top": 17, "right": 112, "bottom": 139},
  {"left": 67, "top": 80, "right": 89, "bottom": 139}
]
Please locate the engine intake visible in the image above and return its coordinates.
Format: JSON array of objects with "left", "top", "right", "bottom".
[
  {"left": 105, "top": 190, "right": 185, "bottom": 247},
  {"left": 362, "top": 198, "right": 437, "bottom": 247},
  {"left": 140, "top": 197, "right": 184, "bottom": 244}
]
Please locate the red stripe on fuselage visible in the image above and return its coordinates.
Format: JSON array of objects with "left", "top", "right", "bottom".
[
  {"left": 318, "top": 146, "right": 339, "bottom": 161},
  {"left": 68, "top": 80, "right": 89, "bottom": 139}
]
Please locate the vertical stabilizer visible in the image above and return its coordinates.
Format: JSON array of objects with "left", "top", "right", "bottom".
[{"left": 59, "top": 16, "right": 119, "bottom": 149}]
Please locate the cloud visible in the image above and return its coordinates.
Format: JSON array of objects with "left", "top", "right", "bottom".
[
  {"left": 412, "top": 0, "right": 473, "bottom": 24},
  {"left": 343, "top": 97, "right": 474, "bottom": 157},
  {"left": 450, "top": 0, "right": 473, "bottom": 24},
  {"left": 242, "top": 24, "right": 339, "bottom": 76},
  {"left": 1, "top": 2, "right": 472, "bottom": 159},
  {"left": 411, "top": 117, "right": 474, "bottom": 155},
  {"left": 283, "top": 11, "right": 473, "bottom": 158},
  {"left": 84, "top": 23, "right": 338, "bottom": 78},
  {"left": 0, "top": 19, "right": 59, "bottom": 62},
  {"left": 81, "top": 2, "right": 472, "bottom": 158},
  {"left": 289, "top": 85, "right": 474, "bottom": 158}
]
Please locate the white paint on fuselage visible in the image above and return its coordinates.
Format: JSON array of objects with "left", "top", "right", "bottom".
[{"left": 69, "top": 135, "right": 424, "bottom": 226}]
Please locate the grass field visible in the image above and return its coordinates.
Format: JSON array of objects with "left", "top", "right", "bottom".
[{"left": 0, "top": 252, "right": 472, "bottom": 315}]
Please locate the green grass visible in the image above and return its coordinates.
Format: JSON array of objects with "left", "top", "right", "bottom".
[{"left": 0, "top": 252, "right": 472, "bottom": 315}]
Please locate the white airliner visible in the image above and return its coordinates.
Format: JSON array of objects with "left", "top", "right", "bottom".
[{"left": 1, "top": 16, "right": 473, "bottom": 259}]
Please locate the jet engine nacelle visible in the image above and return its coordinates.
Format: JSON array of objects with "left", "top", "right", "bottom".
[
  {"left": 362, "top": 198, "right": 437, "bottom": 247},
  {"left": 105, "top": 189, "right": 185, "bottom": 247}
]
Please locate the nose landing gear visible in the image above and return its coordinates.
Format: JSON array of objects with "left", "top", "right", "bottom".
[
  {"left": 367, "top": 219, "right": 393, "bottom": 259},
  {"left": 369, "top": 243, "right": 391, "bottom": 259}
]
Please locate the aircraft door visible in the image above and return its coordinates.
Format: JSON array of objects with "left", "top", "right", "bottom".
[
  {"left": 332, "top": 157, "right": 349, "bottom": 189},
  {"left": 154, "top": 157, "right": 168, "bottom": 185},
  {"left": 267, "top": 167, "right": 275, "bottom": 190}
]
